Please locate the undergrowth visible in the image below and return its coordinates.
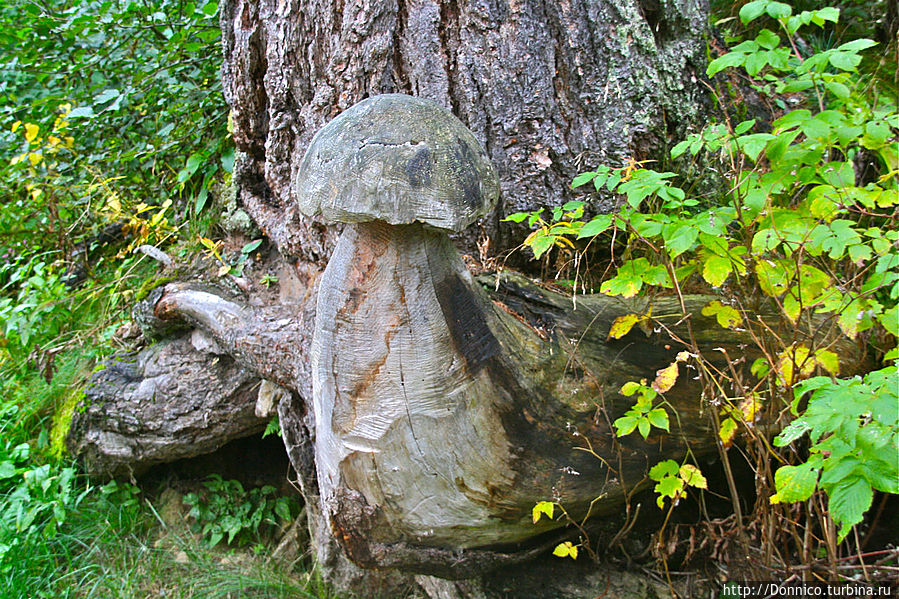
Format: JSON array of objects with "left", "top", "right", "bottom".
[{"left": 514, "top": 0, "right": 898, "bottom": 589}]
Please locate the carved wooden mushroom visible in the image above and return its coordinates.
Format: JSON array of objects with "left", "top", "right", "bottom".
[{"left": 294, "top": 95, "right": 856, "bottom": 578}]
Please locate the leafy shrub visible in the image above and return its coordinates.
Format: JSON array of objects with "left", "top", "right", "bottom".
[
  {"left": 519, "top": 0, "right": 897, "bottom": 568},
  {"left": 183, "top": 475, "right": 300, "bottom": 548}
]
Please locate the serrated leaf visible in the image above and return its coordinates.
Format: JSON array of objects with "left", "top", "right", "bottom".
[
  {"left": 532, "top": 501, "right": 554, "bottom": 523},
  {"left": 608, "top": 313, "right": 642, "bottom": 340},
  {"left": 647, "top": 408, "right": 670, "bottom": 432},
  {"left": 652, "top": 362, "right": 679, "bottom": 394},
  {"left": 719, "top": 417, "right": 738, "bottom": 447},
  {"left": 701, "top": 300, "right": 742, "bottom": 329},
  {"left": 772, "top": 463, "right": 818, "bottom": 503},
  {"left": 649, "top": 460, "right": 680, "bottom": 481},
  {"left": 679, "top": 464, "right": 707, "bottom": 489},
  {"left": 828, "top": 476, "right": 873, "bottom": 542},
  {"left": 553, "top": 541, "right": 578, "bottom": 559},
  {"left": 614, "top": 415, "right": 639, "bottom": 437}
]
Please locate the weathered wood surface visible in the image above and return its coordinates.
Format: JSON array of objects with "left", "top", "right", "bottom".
[
  {"left": 219, "top": 0, "right": 710, "bottom": 260},
  {"left": 67, "top": 333, "right": 266, "bottom": 477},
  {"left": 69, "top": 252, "right": 855, "bottom": 579},
  {"left": 307, "top": 216, "right": 768, "bottom": 578}
]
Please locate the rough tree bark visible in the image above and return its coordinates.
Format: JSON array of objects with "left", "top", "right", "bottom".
[{"left": 219, "top": 0, "right": 710, "bottom": 261}]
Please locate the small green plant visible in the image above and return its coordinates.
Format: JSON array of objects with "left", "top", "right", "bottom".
[
  {"left": 183, "top": 475, "right": 299, "bottom": 548},
  {"left": 772, "top": 367, "right": 899, "bottom": 541}
]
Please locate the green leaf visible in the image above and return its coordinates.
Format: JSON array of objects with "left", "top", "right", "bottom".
[
  {"left": 755, "top": 29, "right": 780, "bottom": 50},
  {"left": 671, "top": 139, "right": 690, "bottom": 158},
  {"left": 815, "top": 7, "right": 840, "bottom": 23},
  {"left": 67, "top": 106, "right": 95, "bottom": 119},
  {"left": 649, "top": 460, "right": 680, "bottom": 481},
  {"left": 737, "top": 133, "right": 776, "bottom": 162},
  {"left": 532, "top": 501, "right": 555, "bottom": 523},
  {"left": 577, "top": 215, "right": 612, "bottom": 239},
  {"left": 702, "top": 255, "right": 733, "bottom": 287},
  {"left": 765, "top": 2, "right": 791, "bottom": 19},
  {"left": 655, "top": 474, "right": 684, "bottom": 499},
  {"left": 828, "top": 476, "right": 873, "bottom": 541},
  {"left": 679, "top": 464, "right": 707, "bottom": 489},
  {"left": 529, "top": 234, "right": 555, "bottom": 259},
  {"left": 661, "top": 223, "right": 698, "bottom": 259},
  {"left": 0, "top": 461, "right": 16, "bottom": 479},
  {"left": 739, "top": 0, "right": 767, "bottom": 24},
  {"left": 734, "top": 119, "right": 756, "bottom": 135},
  {"left": 707, "top": 52, "right": 745, "bottom": 77},
  {"left": 771, "top": 463, "right": 818, "bottom": 503},
  {"left": 837, "top": 39, "right": 878, "bottom": 52},
  {"left": 775, "top": 420, "right": 812, "bottom": 446},
  {"left": 637, "top": 418, "right": 651, "bottom": 439},
  {"left": 571, "top": 172, "right": 595, "bottom": 188},
  {"left": 828, "top": 52, "right": 861, "bottom": 72},
  {"left": 503, "top": 212, "right": 530, "bottom": 223},
  {"left": 614, "top": 415, "right": 639, "bottom": 437},
  {"left": 701, "top": 300, "right": 742, "bottom": 329},
  {"left": 601, "top": 271, "right": 643, "bottom": 298},
  {"left": 647, "top": 408, "right": 670, "bottom": 432}
]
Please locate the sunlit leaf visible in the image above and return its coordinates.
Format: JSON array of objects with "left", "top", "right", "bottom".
[{"left": 651, "top": 362, "right": 679, "bottom": 393}]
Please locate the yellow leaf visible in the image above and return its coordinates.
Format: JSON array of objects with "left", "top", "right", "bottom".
[
  {"left": 552, "top": 541, "right": 578, "bottom": 559},
  {"left": 814, "top": 350, "right": 840, "bottom": 375},
  {"left": 27, "top": 152, "right": 42, "bottom": 166},
  {"left": 65, "top": 136, "right": 74, "bottom": 148},
  {"left": 776, "top": 344, "right": 814, "bottom": 386},
  {"left": 769, "top": 493, "right": 782, "bottom": 505},
  {"left": 24, "top": 123, "right": 39, "bottom": 143},
  {"left": 652, "top": 362, "right": 679, "bottom": 394},
  {"left": 701, "top": 300, "right": 742, "bottom": 329},
  {"left": 679, "top": 464, "right": 707, "bottom": 489},
  {"left": 217, "top": 264, "right": 232, "bottom": 277},
  {"left": 738, "top": 394, "right": 761, "bottom": 422},
  {"left": 532, "top": 501, "right": 554, "bottom": 524},
  {"left": 608, "top": 313, "right": 642, "bottom": 340},
  {"left": 11, "top": 121, "right": 21, "bottom": 133},
  {"left": 675, "top": 351, "right": 692, "bottom": 362},
  {"left": 719, "top": 417, "right": 738, "bottom": 447}
]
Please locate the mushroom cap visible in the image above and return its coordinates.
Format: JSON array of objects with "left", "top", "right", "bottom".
[{"left": 295, "top": 94, "right": 499, "bottom": 232}]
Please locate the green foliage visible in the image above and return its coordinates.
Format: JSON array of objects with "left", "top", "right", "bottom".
[
  {"left": 612, "top": 380, "right": 670, "bottom": 440},
  {"left": 772, "top": 368, "right": 899, "bottom": 540},
  {"left": 0, "top": 256, "right": 69, "bottom": 361},
  {"left": 0, "top": 1, "right": 230, "bottom": 254},
  {"left": 183, "top": 475, "right": 300, "bottom": 548},
  {"left": 520, "top": 0, "right": 897, "bottom": 563},
  {"left": 648, "top": 460, "right": 708, "bottom": 509}
]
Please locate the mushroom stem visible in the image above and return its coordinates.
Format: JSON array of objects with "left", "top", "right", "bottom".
[{"left": 312, "top": 221, "right": 535, "bottom": 548}]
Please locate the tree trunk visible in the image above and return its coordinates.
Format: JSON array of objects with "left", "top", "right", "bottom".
[{"left": 219, "top": 0, "right": 710, "bottom": 261}]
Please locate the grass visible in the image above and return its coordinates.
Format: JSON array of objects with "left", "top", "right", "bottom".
[{"left": 0, "top": 479, "right": 332, "bottom": 599}]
